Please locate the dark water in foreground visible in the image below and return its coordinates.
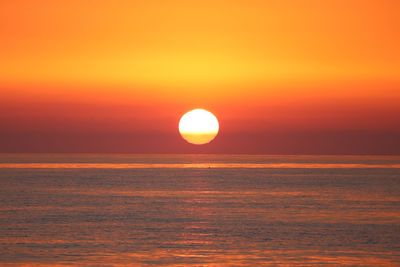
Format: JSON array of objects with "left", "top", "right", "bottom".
[{"left": 0, "top": 154, "right": 399, "bottom": 266}]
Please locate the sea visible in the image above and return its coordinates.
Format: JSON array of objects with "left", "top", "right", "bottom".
[{"left": 0, "top": 154, "right": 399, "bottom": 266}]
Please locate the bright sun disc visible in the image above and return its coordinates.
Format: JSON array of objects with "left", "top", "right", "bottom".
[{"left": 179, "top": 109, "right": 219, "bottom": 145}]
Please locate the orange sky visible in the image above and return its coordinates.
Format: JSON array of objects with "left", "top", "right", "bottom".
[{"left": 0, "top": 0, "right": 399, "bottom": 153}]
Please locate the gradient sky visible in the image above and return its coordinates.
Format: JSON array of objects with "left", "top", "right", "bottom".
[{"left": 1, "top": 0, "right": 399, "bottom": 154}]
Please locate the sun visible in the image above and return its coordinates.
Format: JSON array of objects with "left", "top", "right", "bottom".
[{"left": 179, "top": 109, "right": 219, "bottom": 145}]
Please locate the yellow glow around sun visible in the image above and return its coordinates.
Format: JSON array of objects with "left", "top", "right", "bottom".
[{"left": 179, "top": 109, "right": 219, "bottom": 145}]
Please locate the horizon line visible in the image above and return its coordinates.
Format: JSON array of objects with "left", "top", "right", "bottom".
[{"left": 1, "top": 163, "right": 399, "bottom": 169}]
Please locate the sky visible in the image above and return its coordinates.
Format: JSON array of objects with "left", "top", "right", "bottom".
[{"left": 0, "top": 0, "right": 399, "bottom": 154}]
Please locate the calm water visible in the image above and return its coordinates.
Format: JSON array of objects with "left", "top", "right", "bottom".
[{"left": 0, "top": 154, "right": 399, "bottom": 266}]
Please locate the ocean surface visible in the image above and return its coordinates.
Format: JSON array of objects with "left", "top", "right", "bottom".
[{"left": 0, "top": 154, "right": 399, "bottom": 266}]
